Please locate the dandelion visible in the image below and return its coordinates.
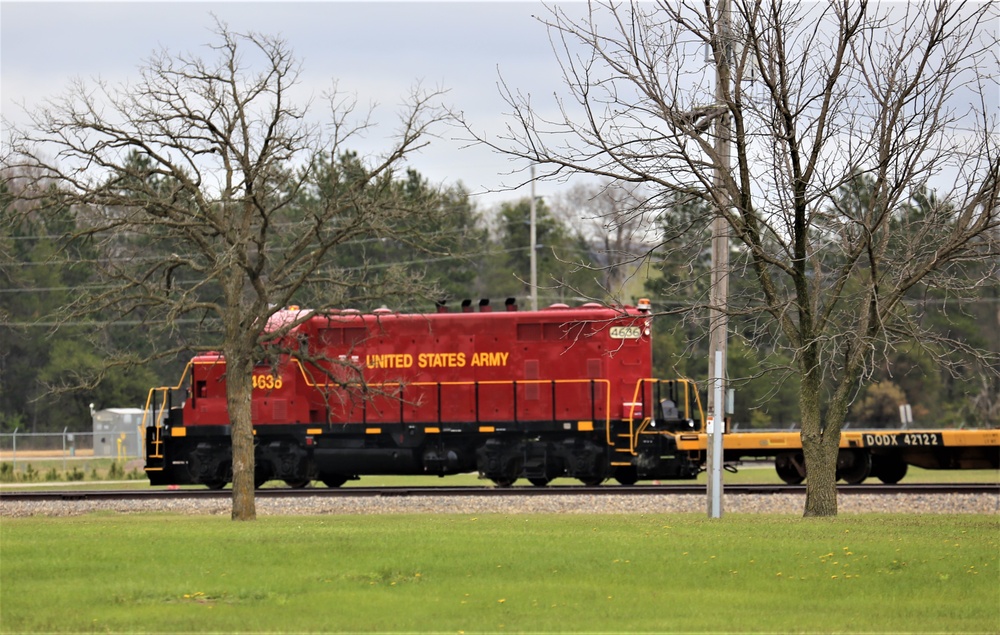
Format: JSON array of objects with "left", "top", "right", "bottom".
[{"left": 498, "top": 599, "right": 506, "bottom": 604}]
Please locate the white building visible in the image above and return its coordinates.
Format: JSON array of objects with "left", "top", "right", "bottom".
[{"left": 91, "top": 408, "right": 146, "bottom": 458}]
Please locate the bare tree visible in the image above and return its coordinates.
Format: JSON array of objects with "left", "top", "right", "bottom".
[
  {"left": 465, "top": 0, "right": 1000, "bottom": 515},
  {"left": 4, "top": 22, "right": 453, "bottom": 520},
  {"left": 550, "top": 180, "right": 659, "bottom": 300}
]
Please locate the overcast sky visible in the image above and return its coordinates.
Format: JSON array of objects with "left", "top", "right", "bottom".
[{"left": 1, "top": 1, "right": 584, "bottom": 211}]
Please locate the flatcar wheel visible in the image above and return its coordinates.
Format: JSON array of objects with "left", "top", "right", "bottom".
[
  {"left": 204, "top": 480, "right": 227, "bottom": 490},
  {"left": 775, "top": 452, "right": 805, "bottom": 485},
  {"left": 578, "top": 477, "right": 605, "bottom": 486},
  {"left": 528, "top": 477, "right": 551, "bottom": 487},
  {"left": 873, "top": 456, "right": 908, "bottom": 484},
  {"left": 836, "top": 449, "right": 871, "bottom": 485},
  {"left": 492, "top": 478, "right": 518, "bottom": 487},
  {"left": 283, "top": 479, "right": 311, "bottom": 489}
]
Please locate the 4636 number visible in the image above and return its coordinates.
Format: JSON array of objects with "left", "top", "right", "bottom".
[{"left": 252, "top": 374, "right": 283, "bottom": 390}]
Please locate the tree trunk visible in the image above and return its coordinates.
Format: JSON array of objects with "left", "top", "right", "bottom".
[
  {"left": 799, "top": 370, "right": 839, "bottom": 517},
  {"left": 228, "top": 356, "right": 257, "bottom": 521},
  {"left": 802, "top": 429, "right": 839, "bottom": 517}
]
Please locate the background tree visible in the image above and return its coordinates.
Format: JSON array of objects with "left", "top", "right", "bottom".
[
  {"left": 0, "top": 173, "right": 161, "bottom": 432},
  {"left": 550, "top": 181, "right": 658, "bottom": 300},
  {"left": 850, "top": 381, "right": 908, "bottom": 428},
  {"left": 5, "top": 23, "right": 454, "bottom": 520},
  {"left": 479, "top": 196, "right": 603, "bottom": 304},
  {"left": 296, "top": 153, "right": 485, "bottom": 310},
  {"left": 467, "top": 0, "right": 1000, "bottom": 516}
]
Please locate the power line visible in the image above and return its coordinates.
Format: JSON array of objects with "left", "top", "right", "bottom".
[{"left": 0, "top": 246, "right": 545, "bottom": 295}]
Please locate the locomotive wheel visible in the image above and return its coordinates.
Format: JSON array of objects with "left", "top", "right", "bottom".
[
  {"left": 322, "top": 475, "right": 348, "bottom": 488},
  {"left": 528, "top": 477, "right": 551, "bottom": 487},
  {"left": 283, "top": 479, "right": 311, "bottom": 489},
  {"left": 613, "top": 466, "right": 638, "bottom": 486}
]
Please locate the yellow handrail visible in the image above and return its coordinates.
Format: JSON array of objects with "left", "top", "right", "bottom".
[
  {"left": 140, "top": 362, "right": 193, "bottom": 431},
  {"left": 619, "top": 378, "right": 705, "bottom": 453}
]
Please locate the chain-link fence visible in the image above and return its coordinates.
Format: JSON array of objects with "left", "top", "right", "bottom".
[{"left": 0, "top": 429, "right": 144, "bottom": 464}]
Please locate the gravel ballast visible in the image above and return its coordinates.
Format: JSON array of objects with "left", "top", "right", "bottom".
[{"left": 2, "top": 492, "right": 997, "bottom": 518}]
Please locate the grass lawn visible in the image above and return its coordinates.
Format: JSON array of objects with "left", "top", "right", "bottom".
[{"left": 1, "top": 513, "right": 997, "bottom": 633}]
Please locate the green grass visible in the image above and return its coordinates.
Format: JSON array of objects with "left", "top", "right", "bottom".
[
  {"left": 1, "top": 514, "right": 997, "bottom": 633},
  {"left": 0, "top": 458, "right": 145, "bottom": 485}
]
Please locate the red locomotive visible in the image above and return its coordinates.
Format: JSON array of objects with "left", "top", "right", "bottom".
[{"left": 144, "top": 299, "right": 703, "bottom": 488}]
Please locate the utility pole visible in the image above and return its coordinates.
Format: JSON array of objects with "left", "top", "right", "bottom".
[
  {"left": 707, "top": 0, "right": 731, "bottom": 519},
  {"left": 530, "top": 164, "right": 538, "bottom": 311}
]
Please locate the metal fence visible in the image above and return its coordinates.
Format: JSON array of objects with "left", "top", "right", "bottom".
[{"left": 0, "top": 429, "right": 145, "bottom": 466}]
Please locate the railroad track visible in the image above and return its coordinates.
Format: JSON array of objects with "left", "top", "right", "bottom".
[{"left": 1, "top": 482, "right": 996, "bottom": 502}]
